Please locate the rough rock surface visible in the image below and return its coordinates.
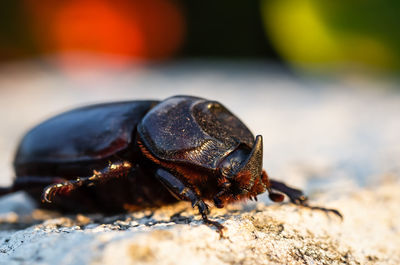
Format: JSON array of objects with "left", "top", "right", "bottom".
[
  {"left": 0, "top": 182, "right": 399, "bottom": 265},
  {"left": 0, "top": 62, "right": 400, "bottom": 264}
]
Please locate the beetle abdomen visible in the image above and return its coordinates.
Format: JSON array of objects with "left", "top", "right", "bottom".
[{"left": 14, "top": 101, "right": 158, "bottom": 170}]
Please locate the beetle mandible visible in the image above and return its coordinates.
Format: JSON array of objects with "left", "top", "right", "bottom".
[{"left": 0, "top": 95, "right": 340, "bottom": 232}]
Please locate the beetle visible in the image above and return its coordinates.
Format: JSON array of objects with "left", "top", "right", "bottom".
[{"left": 0, "top": 95, "right": 340, "bottom": 232}]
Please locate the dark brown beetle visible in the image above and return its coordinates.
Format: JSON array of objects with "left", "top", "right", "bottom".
[{"left": 0, "top": 95, "right": 340, "bottom": 232}]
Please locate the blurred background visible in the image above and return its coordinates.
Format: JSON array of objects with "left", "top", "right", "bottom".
[
  {"left": 1, "top": 0, "right": 399, "bottom": 74},
  {"left": 0, "top": 0, "right": 400, "bottom": 196}
]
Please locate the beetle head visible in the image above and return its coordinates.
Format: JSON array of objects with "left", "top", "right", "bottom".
[
  {"left": 214, "top": 135, "right": 284, "bottom": 207},
  {"left": 215, "top": 135, "right": 264, "bottom": 206}
]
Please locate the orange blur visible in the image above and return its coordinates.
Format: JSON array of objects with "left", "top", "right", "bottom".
[{"left": 24, "top": 0, "right": 185, "bottom": 65}]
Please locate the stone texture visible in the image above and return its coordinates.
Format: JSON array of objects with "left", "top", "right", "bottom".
[{"left": 0, "top": 181, "right": 399, "bottom": 265}]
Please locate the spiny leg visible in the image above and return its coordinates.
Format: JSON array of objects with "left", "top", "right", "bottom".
[
  {"left": 42, "top": 161, "right": 132, "bottom": 203},
  {"left": 299, "top": 204, "right": 342, "bottom": 219},
  {"left": 155, "top": 168, "right": 225, "bottom": 235},
  {"left": 269, "top": 179, "right": 342, "bottom": 219}
]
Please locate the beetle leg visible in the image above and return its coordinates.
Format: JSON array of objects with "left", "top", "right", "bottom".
[
  {"left": 269, "top": 179, "right": 307, "bottom": 204},
  {"left": 155, "top": 169, "right": 225, "bottom": 234},
  {"left": 42, "top": 161, "right": 132, "bottom": 203},
  {"left": 155, "top": 168, "right": 206, "bottom": 209},
  {"left": 213, "top": 182, "right": 231, "bottom": 208},
  {"left": 269, "top": 179, "right": 342, "bottom": 218}
]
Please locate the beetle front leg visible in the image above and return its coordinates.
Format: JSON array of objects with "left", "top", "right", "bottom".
[
  {"left": 269, "top": 179, "right": 307, "bottom": 204},
  {"left": 155, "top": 169, "right": 225, "bottom": 233},
  {"left": 269, "top": 179, "right": 342, "bottom": 218},
  {"left": 42, "top": 161, "right": 132, "bottom": 203}
]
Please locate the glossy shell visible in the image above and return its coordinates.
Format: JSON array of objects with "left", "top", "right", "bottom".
[
  {"left": 14, "top": 101, "right": 158, "bottom": 166},
  {"left": 138, "top": 96, "right": 254, "bottom": 170},
  {"left": 6, "top": 95, "right": 290, "bottom": 216}
]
